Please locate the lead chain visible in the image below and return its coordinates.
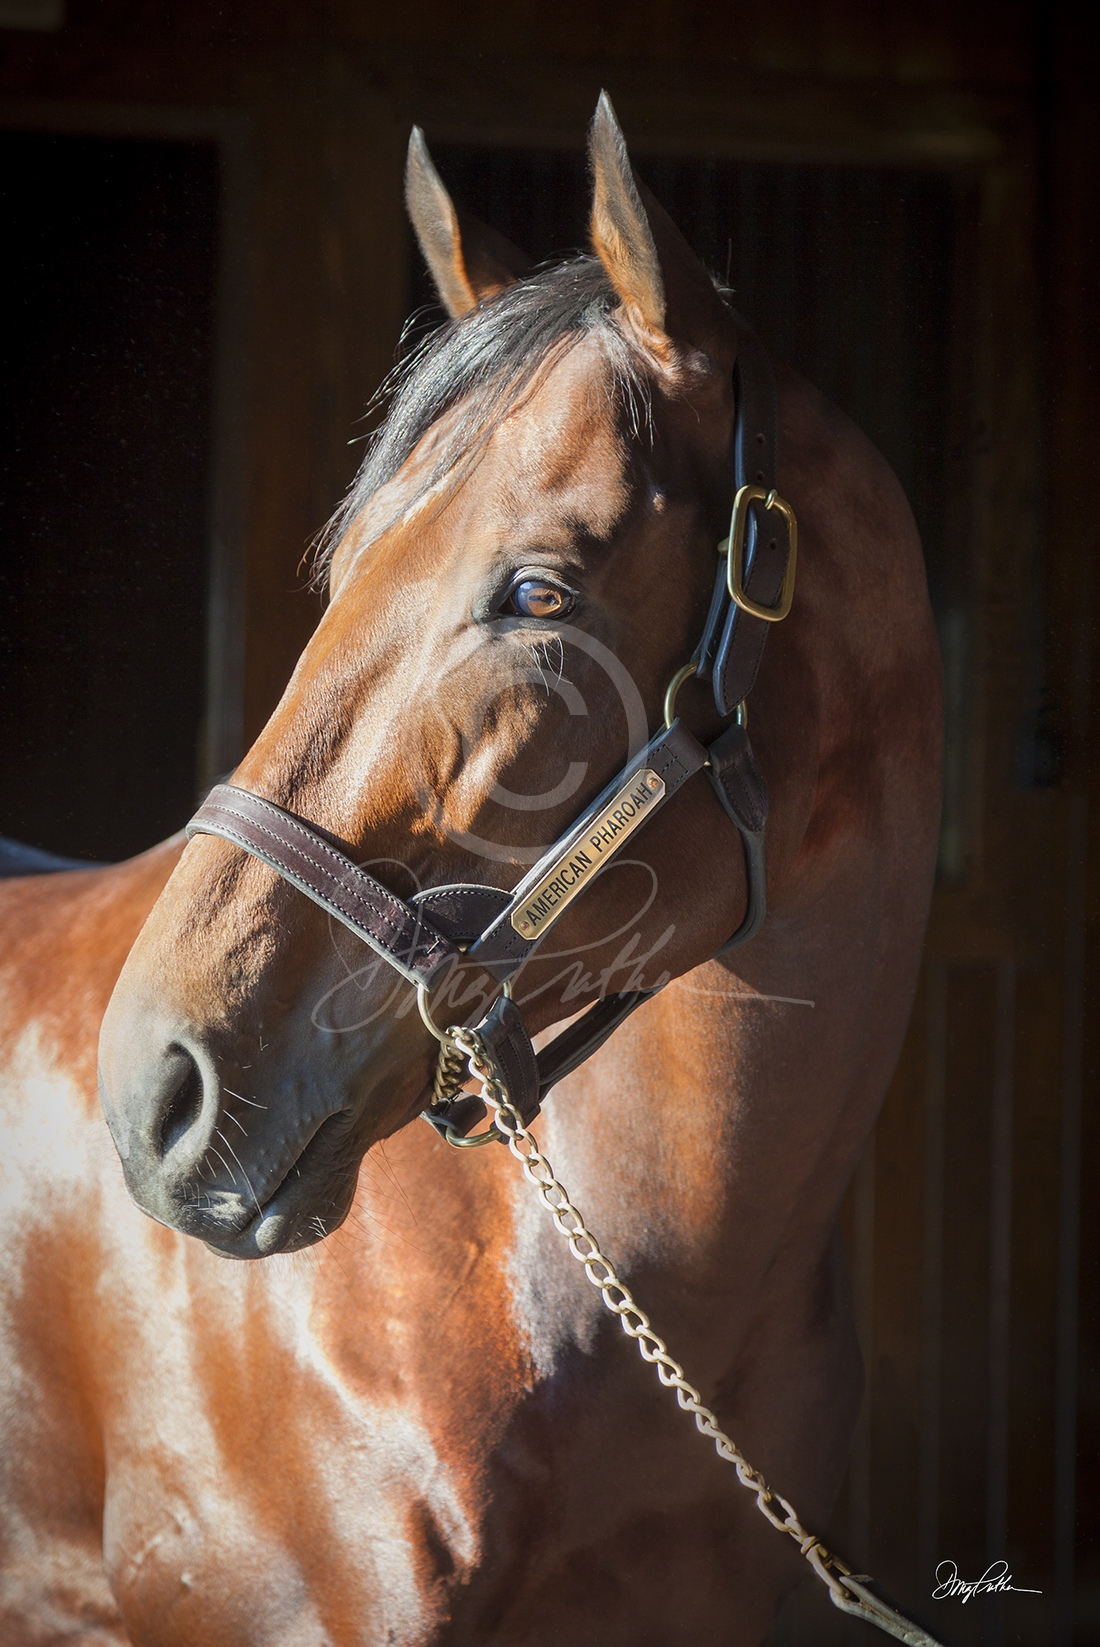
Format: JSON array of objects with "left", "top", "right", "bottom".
[
  {"left": 430, "top": 1035, "right": 468, "bottom": 1110},
  {"left": 446, "top": 1026, "right": 947, "bottom": 1647}
]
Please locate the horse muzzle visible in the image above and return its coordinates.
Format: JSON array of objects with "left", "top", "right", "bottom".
[{"left": 97, "top": 993, "right": 376, "bottom": 1257}]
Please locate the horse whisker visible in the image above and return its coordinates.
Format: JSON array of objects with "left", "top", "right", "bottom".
[
  {"left": 215, "top": 1129, "right": 262, "bottom": 1216},
  {"left": 223, "top": 1086, "right": 267, "bottom": 1110},
  {"left": 208, "top": 1145, "right": 238, "bottom": 1186}
]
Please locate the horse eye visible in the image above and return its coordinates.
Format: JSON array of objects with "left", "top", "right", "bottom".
[{"left": 507, "top": 579, "right": 574, "bottom": 620}]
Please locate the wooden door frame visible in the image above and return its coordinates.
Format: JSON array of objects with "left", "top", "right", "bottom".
[
  {"left": 0, "top": 95, "right": 252, "bottom": 794},
  {"left": 4, "top": 58, "right": 1073, "bottom": 1637}
]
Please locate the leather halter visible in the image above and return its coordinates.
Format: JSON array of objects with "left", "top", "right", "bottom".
[{"left": 187, "top": 316, "right": 794, "bottom": 1139}]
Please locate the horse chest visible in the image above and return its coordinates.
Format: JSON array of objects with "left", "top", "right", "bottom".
[
  {"left": 91, "top": 1194, "right": 749, "bottom": 1645},
  {"left": 94, "top": 1259, "right": 486, "bottom": 1643},
  {"left": 97, "top": 1360, "right": 745, "bottom": 1646}
]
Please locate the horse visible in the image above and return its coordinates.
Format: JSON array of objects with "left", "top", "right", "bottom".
[{"left": 0, "top": 95, "right": 942, "bottom": 1645}]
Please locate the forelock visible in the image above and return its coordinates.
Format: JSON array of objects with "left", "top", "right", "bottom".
[{"left": 315, "top": 256, "right": 652, "bottom": 580}]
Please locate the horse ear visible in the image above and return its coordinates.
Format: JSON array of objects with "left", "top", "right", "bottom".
[
  {"left": 588, "top": 92, "right": 734, "bottom": 366},
  {"left": 405, "top": 127, "right": 532, "bottom": 319}
]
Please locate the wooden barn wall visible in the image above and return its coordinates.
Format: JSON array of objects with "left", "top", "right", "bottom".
[{"left": 1, "top": 3, "right": 1096, "bottom": 1643}]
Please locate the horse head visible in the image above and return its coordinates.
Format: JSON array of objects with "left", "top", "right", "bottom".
[{"left": 98, "top": 96, "right": 801, "bottom": 1258}]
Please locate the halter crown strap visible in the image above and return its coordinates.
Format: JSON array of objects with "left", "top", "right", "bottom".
[{"left": 696, "top": 315, "right": 794, "bottom": 717}]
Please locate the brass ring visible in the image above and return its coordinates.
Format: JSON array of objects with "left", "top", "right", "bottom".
[
  {"left": 442, "top": 1120, "right": 505, "bottom": 1148},
  {"left": 417, "top": 981, "right": 452, "bottom": 1044},
  {"left": 417, "top": 976, "right": 512, "bottom": 1044},
  {"left": 421, "top": 1103, "right": 506, "bottom": 1148},
  {"left": 663, "top": 660, "right": 698, "bottom": 731}
]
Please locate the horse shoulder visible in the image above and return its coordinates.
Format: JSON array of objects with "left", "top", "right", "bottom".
[
  {"left": 0, "top": 840, "right": 183, "bottom": 1113},
  {"left": 0, "top": 841, "right": 181, "bottom": 1644}
]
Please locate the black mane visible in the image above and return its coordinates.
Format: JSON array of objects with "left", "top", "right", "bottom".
[{"left": 317, "top": 256, "right": 648, "bottom": 575}]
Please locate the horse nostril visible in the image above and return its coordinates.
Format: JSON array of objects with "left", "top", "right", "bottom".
[{"left": 159, "top": 1049, "right": 205, "bottom": 1156}]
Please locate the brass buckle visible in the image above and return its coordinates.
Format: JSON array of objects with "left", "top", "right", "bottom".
[{"left": 722, "top": 486, "right": 797, "bottom": 623}]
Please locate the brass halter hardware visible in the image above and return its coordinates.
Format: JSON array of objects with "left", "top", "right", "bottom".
[
  {"left": 663, "top": 660, "right": 698, "bottom": 731},
  {"left": 722, "top": 485, "right": 798, "bottom": 623},
  {"left": 663, "top": 660, "right": 747, "bottom": 736},
  {"left": 417, "top": 977, "right": 513, "bottom": 1147},
  {"left": 416, "top": 975, "right": 513, "bottom": 1044}
]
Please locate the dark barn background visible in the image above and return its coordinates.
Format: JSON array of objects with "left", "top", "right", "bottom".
[{"left": 0, "top": 2, "right": 1096, "bottom": 1642}]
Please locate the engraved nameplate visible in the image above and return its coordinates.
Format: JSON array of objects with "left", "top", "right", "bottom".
[{"left": 509, "top": 769, "right": 666, "bottom": 939}]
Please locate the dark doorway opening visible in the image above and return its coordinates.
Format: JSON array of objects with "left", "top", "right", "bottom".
[{"left": 0, "top": 132, "right": 219, "bottom": 862}]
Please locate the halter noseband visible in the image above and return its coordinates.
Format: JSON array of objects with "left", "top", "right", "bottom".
[{"left": 187, "top": 317, "right": 796, "bottom": 1140}]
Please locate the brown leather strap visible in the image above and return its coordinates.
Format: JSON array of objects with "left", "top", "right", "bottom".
[
  {"left": 707, "top": 721, "right": 768, "bottom": 838},
  {"left": 536, "top": 987, "right": 659, "bottom": 1097},
  {"left": 410, "top": 883, "right": 511, "bottom": 943},
  {"left": 478, "top": 993, "right": 541, "bottom": 1122},
  {"left": 187, "top": 786, "right": 458, "bottom": 986},
  {"left": 707, "top": 720, "right": 769, "bottom": 950},
  {"left": 533, "top": 722, "right": 770, "bottom": 1095},
  {"left": 697, "top": 317, "right": 792, "bottom": 718}
]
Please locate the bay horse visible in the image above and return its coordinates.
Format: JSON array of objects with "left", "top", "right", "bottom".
[{"left": 0, "top": 97, "right": 942, "bottom": 1645}]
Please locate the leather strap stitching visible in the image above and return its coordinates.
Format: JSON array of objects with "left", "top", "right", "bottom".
[{"left": 189, "top": 790, "right": 455, "bottom": 983}]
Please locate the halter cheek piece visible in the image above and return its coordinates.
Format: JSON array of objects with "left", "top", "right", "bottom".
[{"left": 187, "top": 318, "right": 795, "bottom": 1142}]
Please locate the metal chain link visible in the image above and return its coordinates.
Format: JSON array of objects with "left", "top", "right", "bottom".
[
  {"left": 445, "top": 1025, "right": 947, "bottom": 1647},
  {"left": 431, "top": 1035, "right": 468, "bottom": 1110}
]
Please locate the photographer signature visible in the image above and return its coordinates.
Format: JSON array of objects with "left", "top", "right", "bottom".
[{"left": 933, "top": 1560, "right": 1041, "bottom": 1603}]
